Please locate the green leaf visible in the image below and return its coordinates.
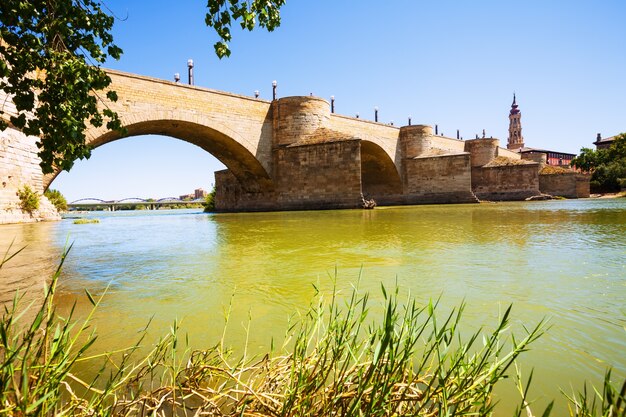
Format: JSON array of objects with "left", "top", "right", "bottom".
[
  {"left": 106, "top": 90, "right": 118, "bottom": 101},
  {"left": 540, "top": 400, "right": 554, "bottom": 417},
  {"left": 85, "top": 289, "right": 96, "bottom": 306}
]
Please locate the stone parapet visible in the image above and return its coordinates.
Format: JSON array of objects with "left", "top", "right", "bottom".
[{"left": 521, "top": 151, "right": 547, "bottom": 167}]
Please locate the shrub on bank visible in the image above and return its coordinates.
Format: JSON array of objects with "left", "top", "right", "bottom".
[
  {"left": 73, "top": 218, "right": 100, "bottom": 224},
  {"left": 0, "top": 247, "right": 624, "bottom": 416},
  {"left": 17, "top": 184, "right": 40, "bottom": 214},
  {"left": 44, "top": 189, "right": 68, "bottom": 212},
  {"left": 203, "top": 186, "right": 216, "bottom": 212}
]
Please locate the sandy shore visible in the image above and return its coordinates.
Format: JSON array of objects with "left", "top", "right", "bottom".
[{"left": 590, "top": 191, "right": 626, "bottom": 199}]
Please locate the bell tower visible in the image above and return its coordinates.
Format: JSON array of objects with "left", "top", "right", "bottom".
[{"left": 507, "top": 93, "right": 524, "bottom": 150}]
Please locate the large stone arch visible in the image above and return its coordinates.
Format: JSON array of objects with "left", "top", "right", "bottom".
[
  {"left": 44, "top": 111, "right": 273, "bottom": 193},
  {"left": 360, "top": 140, "right": 402, "bottom": 203}
]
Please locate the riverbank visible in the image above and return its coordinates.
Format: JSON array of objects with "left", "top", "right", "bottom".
[
  {"left": 591, "top": 191, "right": 626, "bottom": 199},
  {"left": 0, "top": 194, "right": 60, "bottom": 225}
]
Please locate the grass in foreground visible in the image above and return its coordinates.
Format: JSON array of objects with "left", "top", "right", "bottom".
[{"left": 0, "top": 245, "right": 624, "bottom": 416}]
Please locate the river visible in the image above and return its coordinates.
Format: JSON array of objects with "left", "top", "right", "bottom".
[{"left": 1, "top": 199, "right": 625, "bottom": 414}]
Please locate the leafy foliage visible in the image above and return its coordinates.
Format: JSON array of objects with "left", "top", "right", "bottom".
[
  {"left": 44, "top": 188, "right": 68, "bottom": 212},
  {"left": 572, "top": 133, "right": 626, "bottom": 192},
  {"left": 203, "top": 185, "right": 216, "bottom": 211},
  {"left": 17, "top": 184, "right": 40, "bottom": 214},
  {"left": 0, "top": 0, "right": 124, "bottom": 174},
  {"left": 205, "top": 0, "right": 286, "bottom": 58}
]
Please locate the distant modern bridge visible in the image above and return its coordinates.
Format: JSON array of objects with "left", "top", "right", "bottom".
[{"left": 68, "top": 197, "right": 205, "bottom": 211}]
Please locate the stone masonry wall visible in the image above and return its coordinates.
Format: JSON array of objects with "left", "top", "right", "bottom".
[
  {"left": 403, "top": 154, "right": 477, "bottom": 204},
  {"left": 275, "top": 140, "right": 362, "bottom": 210},
  {"left": 539, "top": 173, "right": 591, "bottom": 198},
  {"left": 576, "top": 175, "right": 591, "bottom": 198},
  {"left": 0, "top": 128, "right": 60, "bottom": 224},
  {"left": 472, "top": 164, "right": 540, "bottom": 201},
  {"left": 330, "top": 115, "right": 399, "bottom": 166},
  {"left": 464, "top": 139, "right": 499, "bottom": 167},
  {"left": 214, "top": 170, "right": 277, "bottom": 212},
  {"left": 273, "top": 97, "right": 330, "bottom": 146},
  {"left": 214, "top": 140, "right": 363, "bottom": 212}
]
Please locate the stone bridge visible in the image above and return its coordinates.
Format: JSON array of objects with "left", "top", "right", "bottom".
[{"left": 1, "top": 69, "right": 588, "bottom": 221}]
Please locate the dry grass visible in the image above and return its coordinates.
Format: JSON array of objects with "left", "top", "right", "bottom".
[
  {"left": 540, "top": 165, "right": 574, "bottom": 175},
  {"left": 483, "top": 157, "right": 535, "bottom": 167}
]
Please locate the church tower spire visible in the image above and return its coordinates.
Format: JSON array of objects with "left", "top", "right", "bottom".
[{"left": 507, "top": 93, "right": 524, "bottom": 150}]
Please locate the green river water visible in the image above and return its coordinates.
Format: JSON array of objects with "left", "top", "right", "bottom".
[{"left": 1, "top": 199, "right": 624, "bottom": 414}]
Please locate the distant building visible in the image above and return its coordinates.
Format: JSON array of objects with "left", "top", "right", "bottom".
[
  {"left": 507, "top": 95, "right": 575, "bottom": 166},
  {"left": 507, "top": 94, "right": 524, "bottom": 150},
  {"left": 194, "top": 188, "right": 207, "bottom": 199},
  {"left": 179, "top": 193, "right": 194, "bottom": 200},
  {"left": 593, "top": 133, "right": 617, "bottom": 150},
  {"left": 518, "top": 148, "right": 576, "bottom": 166}
]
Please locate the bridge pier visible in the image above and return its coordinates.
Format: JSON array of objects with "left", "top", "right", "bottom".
[{"left": 214, "top": 97, "right": 482, "bottom": 212}]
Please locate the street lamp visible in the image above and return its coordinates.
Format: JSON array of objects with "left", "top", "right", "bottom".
[
  {"left": 174, "top": 73, "right": 180, "bottom": 83},
  {"left": 356, "top": 112, "right": 360, "bottom": 119},
  {"left": 272, "top": 80, "right": 277, "bottom": 100},
  {"left": 374, "top": 106, "right": 379, "bottom": 122},
  {"left": 408, "top": 115, "right": 412, "bottom": 126},
  {"left": 187, "top": 59, "right": 194, "bottom": 85},
  {"left": 330, "top": 95, "right": 335, "bottom": 113},
  {"left": 254, "top": 90, "right": 260, "bottom": 98}
]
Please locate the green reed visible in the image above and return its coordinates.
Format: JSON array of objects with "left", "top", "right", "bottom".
[
  {"left": 73, "top": 218, "right": 100, "bottom": 224},
  {"left": 0, "top": 244, "right": 624, "bottom": 416}
]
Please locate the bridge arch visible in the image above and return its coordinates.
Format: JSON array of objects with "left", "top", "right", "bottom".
[
  {"left": 360, "top": 140, "right": 402, "bottom": 201},
  {"left": 44, "top": 111, "right": 273, "bottom": 193}
]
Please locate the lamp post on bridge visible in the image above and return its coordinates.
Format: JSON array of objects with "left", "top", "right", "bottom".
[
  {"left": 272, "top": 80, "right": 277, "bottom": 100},
  {"left": 408, "top": 115, "right": 412, "bottom": 126},
  {"left": 187, "top": 59, "right": 194, "bottom": 85},
  {"left": 330, "top": 95, "right": 335, "bottom": 113},
  {"left": 254, "top": 90, "right": 260, "bottom": 98},
  {"left": 174, "top": 73, "right": 180, "bottom": 83},
  {"left": 374, "top": 106, "right": 379, "bottom": 122}
]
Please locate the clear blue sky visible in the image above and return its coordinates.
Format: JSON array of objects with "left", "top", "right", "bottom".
[{"left": 53, "top": 0, "right": 626, "bottom": 201}]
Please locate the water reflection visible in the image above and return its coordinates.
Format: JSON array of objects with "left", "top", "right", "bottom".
[{"left": 0, "top": 222, "right": 61, "bottom": 325}]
